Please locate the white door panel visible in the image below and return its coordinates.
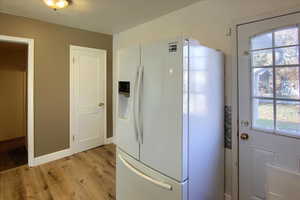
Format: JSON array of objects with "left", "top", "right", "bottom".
[
  {"left": 238, "top": 12, "right": 300, "bottom": 200},
  {"left": 140, "top": 40, "right": 187, "bottom": 182},
  {"left": 116, "top": 149, "right": 188, "bottom": 200},
  {"left": 266, "top": 165, "right": 300, "bottom": 199},
  {"left": 71, "top": 46, "right": 106, "bottom": 153},
  {"left": 116, "top": 46, "right": 140, "bottom": 159}
]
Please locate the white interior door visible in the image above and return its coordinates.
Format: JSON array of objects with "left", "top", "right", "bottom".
[
  {"left": 238, "top": 13, "right": 300, "bottom": 200},
  {"left": 71, "top": 46, "right": 106, "bottom": 154}
]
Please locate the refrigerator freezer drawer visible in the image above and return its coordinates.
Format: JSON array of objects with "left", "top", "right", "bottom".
[{"left": 116, "top": 149, "right": 188, "bottom": 200}]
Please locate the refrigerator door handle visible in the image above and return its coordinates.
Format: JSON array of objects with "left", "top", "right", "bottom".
[
  {"left": 133, "top": 69, "right": 140, "bottom": 141},
  {"left": 136, "top": 66, "right": 144, "bottom": 144},
  {"left": 118, "top": 155, "right": 173, "bottom": 191}
]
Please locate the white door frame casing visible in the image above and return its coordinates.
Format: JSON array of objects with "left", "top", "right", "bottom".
[
  {"left": 69, "top": 45, "right": 108, "bottom": 154},
  {"left": 0, "top": 35, "right": 35, "bottom": 167},
  {"left": 231, "top": 6, "right": 300, "bottom": 200}
]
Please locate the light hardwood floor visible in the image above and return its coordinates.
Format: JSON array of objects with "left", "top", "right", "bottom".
[{"left": 0, "top": 144, "right": 116, "bottom": 200}]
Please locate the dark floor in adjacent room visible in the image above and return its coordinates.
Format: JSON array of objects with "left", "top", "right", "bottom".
[{"left": 0, "top": 138, "right": 27, "bottom": 172}]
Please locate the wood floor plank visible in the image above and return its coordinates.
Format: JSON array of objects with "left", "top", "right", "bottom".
[
  {"left": 71, "top": 153, "right": 110, "bottom": 200},
  {"left": 19, "top": 166, "right": 52, "bottom": 200},
  {"left": 77, "top": 151, "right": 115, "bottom": 200},
  {"left": 1, "top": 169, "right": 24, "bottom": 200},
  {"left": 0, "top": 144, "right": 116, "bottom": 200}
]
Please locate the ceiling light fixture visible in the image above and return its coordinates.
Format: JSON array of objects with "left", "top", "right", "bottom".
[{"left": 44, "top": 0, "right": 70, "bottom": 10}]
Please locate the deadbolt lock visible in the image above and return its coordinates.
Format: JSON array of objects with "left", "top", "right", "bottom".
[
  {"left": 240, "top": 133, "right": 249, "bottom": 140},
  {"left": 241, "top": 120, "right": 249, "bottom": 127}
]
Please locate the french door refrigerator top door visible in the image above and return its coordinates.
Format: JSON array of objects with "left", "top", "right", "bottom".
[
  {"left": 116, "top": 46, "right": 141, "bottom": 160},
  {"left": 140, "top": 39, "right": 188, "bottom": 182}
]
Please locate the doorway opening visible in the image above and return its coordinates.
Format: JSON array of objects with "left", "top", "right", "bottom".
[{"left": 0, "top": 38, "right": 34, "bottom": 171}]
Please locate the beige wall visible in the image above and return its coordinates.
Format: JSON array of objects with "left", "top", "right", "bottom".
[
  {"left": 114, "top": 0, "right": 300, "bottom": 195},
  {"left": 0, "top": 13, "right": 113, "bottom": 157},
  {"left": 0, "top": 48, "right": 27, "bottom": 142}
]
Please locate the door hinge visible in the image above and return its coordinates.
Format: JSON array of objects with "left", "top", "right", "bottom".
[
  {"left": 72, "top": 57, "right": 75, "bottom": 64},
  {"left": 72, "top": 135, "right": 75, "bottom": 141},
  {"left": 226, "top": 27, "right": 232, "bottom": 37},
  {"left": 244, "top": 51, "right": 250, "bottom": 56}
]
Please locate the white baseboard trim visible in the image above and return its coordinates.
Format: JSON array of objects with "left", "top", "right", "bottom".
[
  {"left": 105, "top": 137, "right": 115, "bottom": 144},
  {"left": 32, "top": 137, "right": 113, "bottom": 167},
  {"left": 32, "top": 148, "right": 72, "bottom": 166},
  {"left": 224, "top": 193, "right": 232, "bottom": 200}
]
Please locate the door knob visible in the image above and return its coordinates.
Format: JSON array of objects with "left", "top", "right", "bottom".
[
  {"left": 240, "top": 133, "right": 249, "bottom": 140},
  {"left": 98, "top": 103, "right": 105, "bottom": 107}
]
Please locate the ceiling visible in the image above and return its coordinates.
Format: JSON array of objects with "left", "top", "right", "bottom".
[{"left": 0, "top": 0, "right": 202, "bottom": 34}]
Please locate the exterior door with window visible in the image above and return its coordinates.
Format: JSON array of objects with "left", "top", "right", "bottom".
[{"left": 238, "top": 12, "right": 300, "bottom": 200}]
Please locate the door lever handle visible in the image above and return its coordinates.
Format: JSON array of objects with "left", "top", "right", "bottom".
[{"left": 98, "top": 103, "right": 105, "bottom": 107}]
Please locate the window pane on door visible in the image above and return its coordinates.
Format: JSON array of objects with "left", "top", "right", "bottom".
[
  {"left": 275, "top": 47, "right": 299, "bottom": 65},
  {"left": 252, "top": 99, "right": 274, "bottom": 130},
  {"left": 250, "top": 25, "right": 300, "bottom": 136},
  {"left": 252, "top": 49, "right": 273, "bottom": 66},
  {"left": 275, "top": 67, "right": 300, "bottom": 99},
  {"left": 274, "top": 27, "right": 299, "bottom": 47},
  {"left": 276, "top": 101, "right": 300, "bottom": 134},
  {"left": 253, "top": 68, "right": 273, "bottom": 97},
  {"left": 251, "top": 33, "right": 273, "bottom": 50}
]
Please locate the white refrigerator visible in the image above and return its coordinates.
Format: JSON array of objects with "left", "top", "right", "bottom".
[{"left": 116, "top": 38, "right": 224, "bottom": 200}]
